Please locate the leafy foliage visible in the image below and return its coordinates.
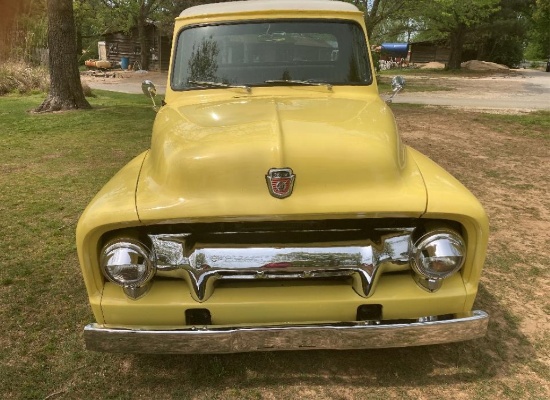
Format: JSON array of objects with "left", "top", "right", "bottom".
[
  {"left": 420, "top": 0, "right": 501, "bottom": 29},
  {"left": 352, "top": 0, "right": 530, "bottom": 69},
  {"left": 348, "top": 0, "right": 418, "bottom": 43},
  {"left": 468, "top": 0, "right": 533, "bottom": 67},
  {"left": 413, "top": 0, "right": 501, "bottom": 69},
  {"left": 526, "top": 0, "right": 550, "bottom": 59},
  {"left": 0, "top": 0, "right": 547, "bottom": 76},
  {"left": 72, "top": 1, "right": 231, "bottom": 69}
]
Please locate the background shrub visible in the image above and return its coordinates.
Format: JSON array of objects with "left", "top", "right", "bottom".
[{"left": 0, "top": 61, "right": 49, "bottom": 95}]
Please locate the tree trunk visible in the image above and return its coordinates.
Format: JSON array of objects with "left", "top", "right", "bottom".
[
  {"left": 35, "top": 0, "right": 90, "bottom": 112},
  {"left": 138, "top": 4, "right": 150, "bottom": 70},
  {"left": 136, "top": 0, "right": 162, "bottom": 70},
  {"left": 447, "top": 23, "right": 466, "bottom": 70}
]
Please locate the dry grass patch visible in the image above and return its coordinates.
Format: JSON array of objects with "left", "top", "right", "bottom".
[
  {"left": 0, "top": 61, "right": 94, "bottom": 97},
  {"left": 0, "top": 61, "right": 49, "bottom": 95},
  {"left": 395, "top": 105, "right": 550, "bottom": 385}
]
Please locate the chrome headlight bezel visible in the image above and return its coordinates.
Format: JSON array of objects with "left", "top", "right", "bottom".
[
  {"left": 100, "top": 238, "right": 156, "bottom": 289},
  {"left": 410, "top": 230, "right": 466, "bottom": 280}
]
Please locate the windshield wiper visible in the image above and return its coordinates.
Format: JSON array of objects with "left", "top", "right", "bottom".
[
  {"left": 188, "top": 80, "right": 251, "bottom": 93},
  {"left": 264, "top": 79, "right": 332, "bottom": 90}
]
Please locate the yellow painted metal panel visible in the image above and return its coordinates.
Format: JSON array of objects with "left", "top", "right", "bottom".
[
  {"left": 136, "top": 96, "right": 427, "bottom": 222},
  {"left": 88, "top": 293, "right": 103, "bottom": 325},
  {"left": 76, "top": 152, "right": 147, "bottom": 300},
  {"left": 409, "top": 148, "right": 488, "bottom": 293},
  {"left": 77, "top": 2, "right": 489, "bottom": 338},
  {"left": 100, "top": 274, "right": 467, "bottom": 329}
]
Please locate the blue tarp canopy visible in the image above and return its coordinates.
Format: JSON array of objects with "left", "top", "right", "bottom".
[{"left": 380, "top": 43, "right": 409, "bottom": 56}]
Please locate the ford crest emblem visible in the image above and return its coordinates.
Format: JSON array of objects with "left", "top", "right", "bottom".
[{"left": 266, "top": 168, "right": 295, "bottom": 199}]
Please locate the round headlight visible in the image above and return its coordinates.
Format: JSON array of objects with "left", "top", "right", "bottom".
[
  {"left": 100, "top": 239, "right": 155, "bottom": 288},
  {"left": 411, "top": 230, "right": 466, "bottom": 280}
]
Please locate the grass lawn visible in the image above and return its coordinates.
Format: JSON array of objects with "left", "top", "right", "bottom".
[{"left": 0, "top": 92, "right": 548, "bottom": 399}]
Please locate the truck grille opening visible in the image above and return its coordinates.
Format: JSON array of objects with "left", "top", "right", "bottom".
[{"left": 102, "top": 218, "right": 463, "bottom": 302}]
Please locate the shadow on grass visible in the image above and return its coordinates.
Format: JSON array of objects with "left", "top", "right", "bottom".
[{"left": 123, "top": 283, "right": 537, "bottom": 392}]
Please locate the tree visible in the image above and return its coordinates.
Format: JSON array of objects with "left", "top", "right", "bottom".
[
  {"left": 135, "top": 1, "right": 160, "bottom": 70},
  {"left": 35, "top": 0, "right": 90, "bottom": 112},
  {"left": 350, "top": 0, "right": 417, "bottom": 43},
  {"left": 473, "top": 0, "right": 534, "bottom": 67},
  {"left": 95, "top": 1, "right": 229, "bottom": 71},
  {"left": 416, "top": 0, "right": 500, "bottom": 69},
  {"left": 526, "top": 0, "right": 550, "bottom": 59},
  {"left": 73, "top": 0, "right": 105, "bottom": 61},
  {"left": 96, "top": 0, "right": 174, "bottom": 71},
  {"left": 72, "top": 1, "right": 232, "bottom": 70}
]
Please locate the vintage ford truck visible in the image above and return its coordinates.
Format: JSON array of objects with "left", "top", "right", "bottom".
[{"left": 78, "top": 0, "right": 489, "bottom": 353}]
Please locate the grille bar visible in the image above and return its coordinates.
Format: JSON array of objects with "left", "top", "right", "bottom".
[{"left": 150, "top": 227, "right": 414, "bottom": 302}]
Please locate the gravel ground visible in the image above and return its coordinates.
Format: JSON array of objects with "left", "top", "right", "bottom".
[{"left": 82, "top": 70, "right": 168, "bottom": 95}]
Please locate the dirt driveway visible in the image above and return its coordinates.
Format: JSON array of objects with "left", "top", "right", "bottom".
[
  {"left": 393, "top": 69, "right": 550, "bottom": 111},
  {"left": 82, "top": 69, "right": 550, "bottom": 111},
  {"left": 82, "top": 70, "right": 168, "bottom": 95}
]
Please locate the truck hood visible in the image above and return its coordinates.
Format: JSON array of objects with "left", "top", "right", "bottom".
[{"left": 136, "top": 95, "right": 427, "bottom": 222}]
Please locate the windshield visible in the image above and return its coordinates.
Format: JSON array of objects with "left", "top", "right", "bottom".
[{"left": 171, "top": 20, "right": 372, "bottom": 90}]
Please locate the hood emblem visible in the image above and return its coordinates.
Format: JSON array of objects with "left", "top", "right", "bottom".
[{"left": 266, "top": 168, "right": 295, "bottom": 199}]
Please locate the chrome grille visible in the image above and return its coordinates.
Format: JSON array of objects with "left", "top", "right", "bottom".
[{"left": 148, "top": 224, "right": 416, "bottom": 302}]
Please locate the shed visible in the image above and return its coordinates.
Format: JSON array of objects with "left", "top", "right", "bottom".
[
  {"left": 409, "top": 40, "right": 450, "bottom": 64},
  {"left": 104, "top": 23, "right": 171, "bottom": 71}
]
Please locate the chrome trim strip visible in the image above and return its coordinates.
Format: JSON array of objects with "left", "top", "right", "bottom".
[
  {"left": 150, "top": 228, "right": 414, "bottom": 301},
  {"left": 84, "top": 310, "right": 489, "bottom": 354}
]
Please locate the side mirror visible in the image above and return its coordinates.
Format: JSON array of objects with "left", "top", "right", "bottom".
[
  {"left": 142, "top": 80, "right": 158, "bottom": 110},
  {"left": 386, "top": 75, "right": 406, "bottom": 103}
]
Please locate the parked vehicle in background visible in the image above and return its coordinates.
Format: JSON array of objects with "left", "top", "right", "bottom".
[{"left": 77, "top": 0, "right": 489, "bottom": 354}]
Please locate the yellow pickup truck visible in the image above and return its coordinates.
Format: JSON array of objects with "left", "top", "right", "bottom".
[{"left": 77, "top": 0, "right": 489, "bottom": 353}]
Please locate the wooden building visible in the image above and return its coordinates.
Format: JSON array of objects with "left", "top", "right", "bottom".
[
  {"left": 409, "top": 40, "right": 450, "bottom": 65},
  {"left": 104, "top": 24, "right": 171, "bottom": 71}
]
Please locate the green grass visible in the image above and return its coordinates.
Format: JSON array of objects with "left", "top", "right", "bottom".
[
  {"left": 1, "top": 93, "right": 549, "bottom": 399},
  {"left": 473, "top": 111, "right": 550, "bottom": 140},
  {"left": 0, "top": 92, "right": 155, "bottom": 399}
]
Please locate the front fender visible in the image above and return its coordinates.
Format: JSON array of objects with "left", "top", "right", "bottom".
[
  {"left": 76, "top": 151, "right": 148, "bottom": 322},
  {"left": 409, "top": 147, "right": 489, "bottom": 310}
]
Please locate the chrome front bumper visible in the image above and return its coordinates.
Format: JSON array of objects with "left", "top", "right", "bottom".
[{"left": 84, "top": 310, "right": 489, "bottom": 354}]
